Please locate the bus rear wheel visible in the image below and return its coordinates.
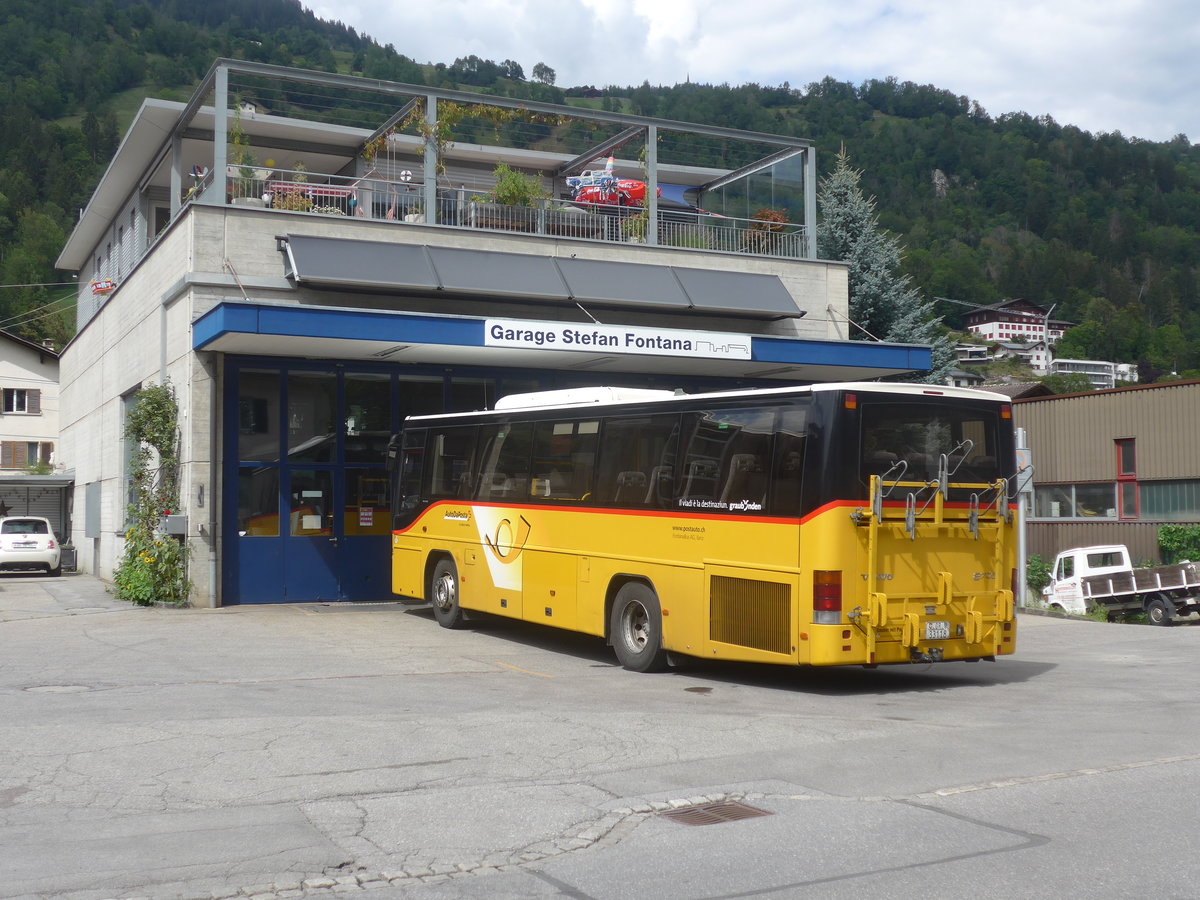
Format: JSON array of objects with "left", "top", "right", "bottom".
[
  {"left": 430, "top": 557, "right": 466, "bottom": 629},
  {"left": 610, "top": 582, "right": 669, "bottom": 672}
]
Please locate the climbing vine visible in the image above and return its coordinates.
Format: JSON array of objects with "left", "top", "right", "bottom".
[
  {"left": 391, "top": 100, "right": 564, "bottom": 176},
  {"left": 112, "top": 381, "right": 190, "bottom": 606}
]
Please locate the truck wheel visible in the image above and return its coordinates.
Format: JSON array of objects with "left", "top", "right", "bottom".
[
  {"left": 610, "top": 582, "right": 669, "bottom": 672},
  {"left": 1146, "top": 595, "right": 1176, "bottom": 627}
]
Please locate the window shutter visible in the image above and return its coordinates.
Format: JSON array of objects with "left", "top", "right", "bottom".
[
  {"left": 1, "top": 442, "right": 12, "bottom": 468},
  {"left": 40, "top": 442, "right": 53, "bottom": 465},
  {"left": 12, "top": 442, "right": 28, "bottom": 467},
  {"left": 28, "top": 390, "right": 41, "bottom": 414}
]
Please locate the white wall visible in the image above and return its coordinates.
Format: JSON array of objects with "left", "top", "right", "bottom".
[
  {"left": 59, "top": 212, "right": 205, "bottom": 592},
  {"left": 0, "top": 337, "right": 60, "bottom": 467}
]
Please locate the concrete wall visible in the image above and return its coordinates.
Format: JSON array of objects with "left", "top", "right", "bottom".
[
  {"left": 59, "top": 212, "right": 200, "bottom": 590},
  {"left": 212, "top": 207, "right": 848, "bottom": 341}
]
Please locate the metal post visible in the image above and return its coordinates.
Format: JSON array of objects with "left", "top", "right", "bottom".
[
  {"left": 423, "top": 95, "right": 438, "bottom": 224},
  {"left": 645, "top": 125, "right": 658, "bottom": 246},
  {"left": 1016, "top": 427, "right": 1031, "bottom": 608},
  {"left": 804, "top": 145, "right": 818, "bottom": 259},
  {"left": 169, "top": 134, "right": 183, "bottom": 216},
  {"left": 212, "top": 65, "right": 229, "bottom": 207}
]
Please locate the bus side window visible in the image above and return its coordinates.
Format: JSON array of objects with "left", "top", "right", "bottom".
[
  {"left": 769, "top": 406, "right": 808, "bottom": 516},
  {"left": 475, "top": 422, "right": 533, "bottom": 501},
  {"left": 594, "top": 414, "right": 680, "bottom": 507},
  {"left": 425, "top": 426, "right": 477, "bottom": 500},
  {"left": 532, "top": 419, "right": 598, "bottom": 500},
  {"left": 681, "top": 407, "right": 775, "bottom": 508}
]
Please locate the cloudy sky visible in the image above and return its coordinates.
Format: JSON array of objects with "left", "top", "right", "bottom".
[{"left": 306, "top": 0, "right": 1198, "bottom": 143}]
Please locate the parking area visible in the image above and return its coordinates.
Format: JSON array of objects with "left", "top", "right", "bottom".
[{"left": 3, "top": 573, "right": 1200, "bottom": 899}]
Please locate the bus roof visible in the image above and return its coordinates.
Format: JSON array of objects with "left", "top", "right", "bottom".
[{"left": 404, "top": 382, "right": 1011, "bottom": 423}]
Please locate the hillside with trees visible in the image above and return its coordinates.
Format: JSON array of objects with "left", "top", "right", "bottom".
[{"left": 2, "top": 1, "right": 1198, "bottom": 377}]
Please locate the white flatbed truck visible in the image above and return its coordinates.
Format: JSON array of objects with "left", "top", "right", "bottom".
[{"left": 1043, "top": 544, "right": 1200, "bottom": 625}]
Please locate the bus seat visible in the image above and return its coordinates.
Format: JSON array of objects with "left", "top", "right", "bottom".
[
  {"left": 614, "top": 470, "right": 646, "bottom": 503},
  {"left": 481, "top": 472, "right": 518, "bottom": 498},
  {"left": 683, "top": 459, "right": 719, "bottom": 499},
  {"left": 546, "top": 469, "right": 572, "bottom": 498},
  {"left": 720, "top": 453, "right": 765, "bottom": 503},
  {"left": 645, "top": 465, "right": 673, "bottom": 504}
]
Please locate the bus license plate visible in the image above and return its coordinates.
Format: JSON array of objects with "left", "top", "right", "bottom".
[{"left": 924, "top": 621, "right": 950, "bottom": 641}]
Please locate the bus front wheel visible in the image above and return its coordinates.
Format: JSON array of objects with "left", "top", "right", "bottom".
[
  {"left": 610, "top": 583, "right": 669, "bottom": 673},
  {"left": 430, "top": 557, "right": 466, "bottom": 629}
]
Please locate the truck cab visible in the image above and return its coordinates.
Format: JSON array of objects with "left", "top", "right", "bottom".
[{"left": 1043, "top": 545, "right": 1131, "bottom": 614}]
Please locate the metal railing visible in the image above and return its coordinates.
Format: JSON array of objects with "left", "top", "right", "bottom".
[{"left": 194, "top": 166, "right": 812, "bottom": 260}]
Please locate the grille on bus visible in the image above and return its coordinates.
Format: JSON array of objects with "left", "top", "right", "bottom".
[{"left": 709, "top": 576, "right": 791, "bottom": 655}]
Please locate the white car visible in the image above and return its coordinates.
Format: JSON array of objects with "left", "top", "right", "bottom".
[{"left": 0, "top": 516, "right": 62, "bottom": 576}]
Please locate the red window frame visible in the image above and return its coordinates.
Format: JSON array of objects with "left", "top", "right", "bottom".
[{"left": 1116, "top": 438, "right": 1138, "bottom": 520}]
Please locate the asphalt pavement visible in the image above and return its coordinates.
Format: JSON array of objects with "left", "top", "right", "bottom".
[{"left": 2, "top": 572, "right": 1198, "bottom": 900}]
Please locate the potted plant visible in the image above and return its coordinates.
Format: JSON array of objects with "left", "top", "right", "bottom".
[
  {"left": 472, "top": 163, "right": 548, "bottom": 231},
  {"left": 742, "top": 207, "right": 790, "bottom": 254},
  {"left": 227, "top": 106, "right": 260, "bottom": 204},
  {"left": 621, "top": 207, "right": 649, "bottom": 243}
]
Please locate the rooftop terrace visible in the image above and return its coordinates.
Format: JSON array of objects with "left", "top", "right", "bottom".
[{"left": 59, "top": 60, "right": 819, "bottom": 273}]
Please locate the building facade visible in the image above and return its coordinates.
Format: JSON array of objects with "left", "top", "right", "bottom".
[
  {"left": 963, "top": 299, "right": 1070, "bottom": 346},
  {"left": 1048, "top": 358, "right": 1139, "bottom": 390},
  {"left": 0, "top": 330, "right": 72, "bottom": 538},
  {"left": 1015, "top": 380, "right": 1200, "bottom": 562},
  {"left": 0, "top": 329, "right": 59, "bottom": 472},
  {"left": 55, "top": 61, "right": 934, "bottom": 605}
]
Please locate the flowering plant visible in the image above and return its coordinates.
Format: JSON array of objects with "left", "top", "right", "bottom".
[{"left": 112, "top": 382, "right": 191, "bottom": 606}]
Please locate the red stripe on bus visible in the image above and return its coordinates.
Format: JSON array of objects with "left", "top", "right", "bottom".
[
  {"left": 392, "top": 499, "right": 801, "bottom": 534},
  {"left": 394, "top": 497, "right": 1019, "bottom": 534}
]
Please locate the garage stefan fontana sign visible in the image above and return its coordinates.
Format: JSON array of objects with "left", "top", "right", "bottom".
[{"left": 484, "top": 319, "right": 751, "bottom": 361}]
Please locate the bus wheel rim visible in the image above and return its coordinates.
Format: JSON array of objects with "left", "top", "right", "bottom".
[
  {"left": 624, "top": 603, "right": 648, "bottom": 650},
  {"left": 434, "top": 575, "right": 455, "bottom": 610}
]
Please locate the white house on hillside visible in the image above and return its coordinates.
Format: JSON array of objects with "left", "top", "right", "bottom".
[{"left": 0, "top": 329, "right": 59, "bottom": 471}]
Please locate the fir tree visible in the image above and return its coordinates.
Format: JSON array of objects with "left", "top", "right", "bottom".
[{"left": 818, "top": 150, "right": 954, "bottom": 384}]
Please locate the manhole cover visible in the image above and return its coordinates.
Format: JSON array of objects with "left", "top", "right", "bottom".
[
  {"left": 659, "top": 800, "right": 772, "bottom": 827},
  {"left": 24, "top": 684, "right": 92, "bottom": 693}
]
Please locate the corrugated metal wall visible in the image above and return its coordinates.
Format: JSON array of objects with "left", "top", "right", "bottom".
[
  {"left": 1017, "top": 382, "right": 1200, "bottom": 565},
  {"left": 0, "top": 482, "right": 71, "bottom": 539},
  {"left": 1027, "top": 522, "right": 1164, "bottom": 565},
  {"left": 1015, "top": 381, "right": 1200, "bottom": 482}
]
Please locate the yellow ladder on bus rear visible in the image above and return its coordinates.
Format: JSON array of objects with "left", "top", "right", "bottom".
[{"left": 859, "top": 474, "right": 1014, "bottom": 659}]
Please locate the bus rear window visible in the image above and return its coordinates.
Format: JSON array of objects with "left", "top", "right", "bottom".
[{"left": 860, "top": 402, "right": 1002, "bottom": 487}]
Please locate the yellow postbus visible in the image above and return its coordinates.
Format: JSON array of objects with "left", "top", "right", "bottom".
[{"left": 387, "top": 383, "right": 1019, "bottom": 671}]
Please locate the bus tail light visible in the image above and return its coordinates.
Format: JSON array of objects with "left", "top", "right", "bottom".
[{"left": 813, "top": 570, "right": 842, "bottom": 624}]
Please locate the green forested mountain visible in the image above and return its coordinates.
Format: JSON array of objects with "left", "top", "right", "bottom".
[
  {"left": 601, "top": 77, "right": 1200, "bottom": 377},
  {"left": 3, "top": 1, "right": 1199, "bottom": 375}
]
